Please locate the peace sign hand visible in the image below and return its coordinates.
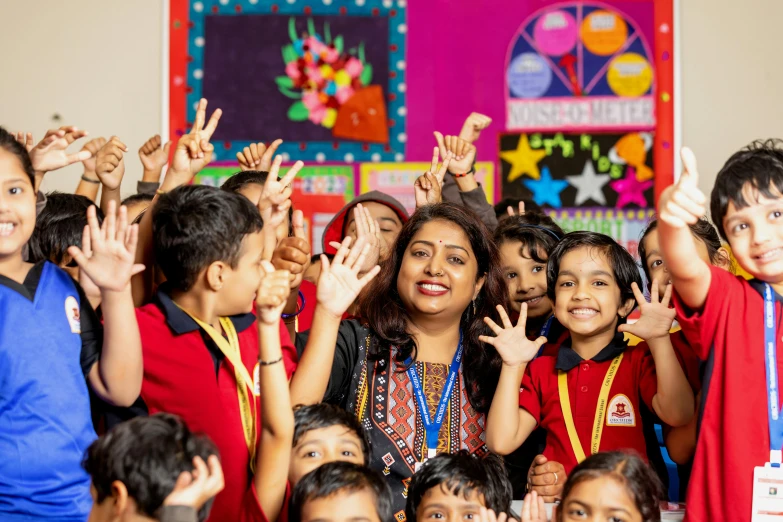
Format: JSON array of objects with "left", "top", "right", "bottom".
[
  {"left": 414, "top": 147, "right": 452, "bottom": 208},
  {"left": 479, "top": 303, "right": 546, "bottom": 367},
  {"left": 658, "top": 147, "right": 706, "bottom": 228},
  {"left": 507, "top": 201, "right": 525, "bottom": 217},
  {"left": 167, "top": 98, "right": 222, "bottom": 186},
  {"left": 618, "top": 279, "right": 676, "bottom": 342}
]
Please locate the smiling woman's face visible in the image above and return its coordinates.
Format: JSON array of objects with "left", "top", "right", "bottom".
[{"left": 396, "top": 219, "right": 484, "bottom": 320}]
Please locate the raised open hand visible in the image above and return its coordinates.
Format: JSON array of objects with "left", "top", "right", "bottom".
[
  {"left": 330, "top": 203, "right": 382, "bottom": 275},
  {"left": 618, "top": 280, "right": 676, "bottom": 342},
  {"left": 317, "top": 236, "right": 381, "bottom": 318},
  {"left": 139, "top": 134, "right": 172, "bottom": 173},
  {"left": 271, "top": 210, "right": 311, "bottom": 289},
  {"left": 67, "top": 201, "right": 145, "bottom": 292},
  {"left": 29, "top": 126, "right": 91, "bottom": 173},
  {"left": 255, "top": 261, "right": 292, "bottom": 325},
  {"left": 163, "top": 455, "right": 225, "bottom": 510},
  {"left": 14, "top": 132, "right": 34, "bottom": 153},
  {"left": 95, "top": 137, "right": 128, "bottom": 191},
  {"left": 434, "top": 131, "right": 476, "bottom": 174},
  {"left": 479, "top": 303, "right": 547, "bottom": 367},
  {"left": 414, "top": 147, "right": 452, "bottom": 208},
  {"left": 237, "top": 139, "right": 283, "bottom": 171},
  {"left": 459, "top": 112, "right": 492, "bottom": 143},
  {"left": 658, "top": 147, "right": 706, "bottom": 228},
  {"left": 168, "top": 98, "right": 222, "bottom": 184}
]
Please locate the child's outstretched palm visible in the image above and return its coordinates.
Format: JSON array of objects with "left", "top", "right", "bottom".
[
  {"left": 317, "top": 236, "right": 381, "bottom": 317},
  {"left": 618, "top": 280, "right": 676, "bottom": 341},
  {"left": 480, "top": 303, "right": 547, "bottom": 367},
  {"left": 29, "top": 126, "right": 91, "bottom": 173},
  {"left": 67, "top": 202, "right": 145, "bottom": 292}
]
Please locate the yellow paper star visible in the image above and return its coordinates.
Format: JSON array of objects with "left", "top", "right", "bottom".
[{"left": 501, "top": 134, "right": 547, "bottom": 182}]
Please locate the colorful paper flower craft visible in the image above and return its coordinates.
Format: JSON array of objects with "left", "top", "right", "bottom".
[{"left": 277, "top": 17, "right": 388, "bottom": 144}]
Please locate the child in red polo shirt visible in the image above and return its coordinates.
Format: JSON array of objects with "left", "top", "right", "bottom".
[
  {"left": 483, "top": 231, "right": 694, "bottom": 485},
  {"left": 657, "top": 143, "right": 783, "bottom": 522},
  {"left": 637, "top": 218, "right": 732, "bottom": 470}
]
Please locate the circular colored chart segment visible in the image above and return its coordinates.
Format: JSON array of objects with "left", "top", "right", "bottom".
[
  {"left": 533, "top": 9, "right": 578, "bottom": 56},
  {"left": 607, "top": 52, "right": 653, "bottom": 97},
  {"left": 581, "top": 9, "right": 628, "bottom": 56},
  {"left": 507, "top": 52, "right": 553, "bottom": 98}
]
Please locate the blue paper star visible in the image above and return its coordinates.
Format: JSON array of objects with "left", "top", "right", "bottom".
[{"left": 523, "top": 166, "right": 569, "bottom": 208}]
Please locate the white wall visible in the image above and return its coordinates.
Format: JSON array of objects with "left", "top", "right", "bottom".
[
  {"left": 680, "top": 0, "right": 783, "bottom": 198},
  {"left": 0, "top": 0, "right": 165, "bottom": 197},
  {"left": 2, "top": 0, "right": 781, "bottom": 202}
]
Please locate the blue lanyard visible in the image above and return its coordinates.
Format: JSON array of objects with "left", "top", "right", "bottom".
[
  {"left": 536, "top": 315, "right": 554, "bottom": 358},
  {"left": 405, "top": 331, "right": 463, "bottom": 460},
  {"left": 764, "top": 284, "right": 783, "bottom": 465}
]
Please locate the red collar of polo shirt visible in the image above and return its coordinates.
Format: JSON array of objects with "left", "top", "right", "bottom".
[
  {"left": 155, "top": 283, "right": 256, "bottom": 335},
  {"left": 555, "top": 332, "right": 627, "bottom": 371}
]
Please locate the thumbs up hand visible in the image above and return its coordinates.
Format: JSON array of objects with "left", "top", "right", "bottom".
[
  {"left": 658, "top": 147, "right": 707, "bottom": 228},
  {"left": 271, "top": 210, "right": 312, "bottom": 289}
]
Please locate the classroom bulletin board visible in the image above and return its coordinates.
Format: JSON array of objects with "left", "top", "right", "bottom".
[{"left": 168, "top": 0, "right": 677, "bottom": 250}]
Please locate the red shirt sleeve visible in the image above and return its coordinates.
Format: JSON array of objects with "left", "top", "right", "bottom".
[
  {"left": 240, "top": 481, "right": 291, "bottom": 522},
  {"left": 518, "top": 360, "right": 543, "bottom": 423},
  {"left": 634, "top": 345, "right": 657, "bottom": 411},
  {"left": 672, "top": 265, "right": 742, "bottom": 360},
  {"left": 278, "top": 320, "right": 298, "bottom": 379}
]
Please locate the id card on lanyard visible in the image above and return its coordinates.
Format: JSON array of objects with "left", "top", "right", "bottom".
[
  {"left": 752, "top": 284, "right": 783, "bottom": 520},
  {"left": 406, "top": 331, "right": 463, "bottom": 473}
]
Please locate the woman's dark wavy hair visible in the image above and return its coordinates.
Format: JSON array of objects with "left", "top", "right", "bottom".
[
  {"left": 360, "top": 203, "right": 508, "bottom": 412},
  {"left": 556, "top": 451, "right": 663, "bottom": 522}
]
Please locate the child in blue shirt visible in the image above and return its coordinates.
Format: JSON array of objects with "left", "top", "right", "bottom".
[{"left": 0, "top": 127, "right": 143, "bottom": 521}]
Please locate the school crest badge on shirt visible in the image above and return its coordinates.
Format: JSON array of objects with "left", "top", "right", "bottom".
[
  {"left": 606, "top": 394, "right": 636, "bottom": 426},
  {"left": 65, "top": 296, "right": 81, "bottom": 334}
]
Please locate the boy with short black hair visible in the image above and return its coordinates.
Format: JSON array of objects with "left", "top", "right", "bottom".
[
  {"left": 658, "top": 141, "right": 783, "bottom": 521},
  {"left": 132, "top": 99, "right": 378, "bottom": 522},
  {"left": 405, "top": 452, "right": 512, "bottom": 522},
  {"left": 289, "top": 403, "right": 369, "bottom": 484},
  {"left": 83, "top": 413, "right": 223, "bottom": 522},
  {"left": 289, "top": 462, "right": 394, "bottom": 522}
]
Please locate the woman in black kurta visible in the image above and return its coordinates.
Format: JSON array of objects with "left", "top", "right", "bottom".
[{"left": 296, "top": 203, "right": 508, "bottom": 517}]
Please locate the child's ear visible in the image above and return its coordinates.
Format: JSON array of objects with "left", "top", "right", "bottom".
[
  {"left": 618, "top": 297, "right": 636, "bottom": 319},
  {"left": 205, "top": 261, "right": 226, "bottom": 291},
  {"left": 715, "top": 247, "right": 733, "bottom": 271},
  {"left": 110, "top": 480, "right": 130, "bottom": 517}
]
